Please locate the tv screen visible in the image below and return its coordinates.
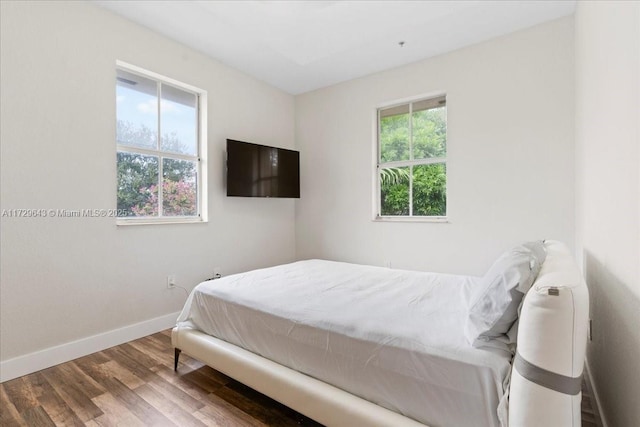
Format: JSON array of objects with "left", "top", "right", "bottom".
[{"left": 226, "top": 139, "right": 300, "bottom": 198}]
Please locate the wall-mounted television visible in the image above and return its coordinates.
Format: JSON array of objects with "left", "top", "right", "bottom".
[{"left": 226, "top": 139, "right": 300, "bottom": 198}]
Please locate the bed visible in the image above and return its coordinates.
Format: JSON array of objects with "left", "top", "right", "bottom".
[{"left": 172, "top": 240, "right": 589, "bottom": 426}]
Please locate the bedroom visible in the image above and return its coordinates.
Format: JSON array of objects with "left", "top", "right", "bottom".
[{"left": 0, "top": 1, "right": 638, "bottom": 426}]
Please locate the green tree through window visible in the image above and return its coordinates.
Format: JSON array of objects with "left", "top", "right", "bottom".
[{"left": 378, "top": 96, "right": 446, "bottom": 217}]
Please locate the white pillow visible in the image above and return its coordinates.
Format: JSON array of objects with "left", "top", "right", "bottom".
[{"left": 465, "top": 241, "right": 546, "bottom": 348}]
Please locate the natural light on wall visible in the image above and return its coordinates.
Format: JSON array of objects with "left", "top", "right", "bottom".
[
  {"left": 115, "top": 62, "right": 207, "bottom": 225},
  {"left": 376, "top": 95, "right": 447, "bottom": 220}
]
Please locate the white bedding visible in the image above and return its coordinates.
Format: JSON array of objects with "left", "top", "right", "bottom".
[{"left": 177, "top": 260, "right": 512, "bottom": 427}]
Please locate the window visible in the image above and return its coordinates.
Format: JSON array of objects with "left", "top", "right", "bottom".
[
  {"left": 376, "top": 95, "right": 447, "bottom": 219},
  {"left": 116, "top": 62, "right": 207, "bottom": 224}
]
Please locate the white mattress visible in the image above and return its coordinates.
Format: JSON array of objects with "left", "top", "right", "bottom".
[{"left": 177, "top": 260, "right": 512, "bottom": 427}]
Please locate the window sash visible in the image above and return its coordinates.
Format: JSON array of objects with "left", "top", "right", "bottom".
[
  {"left": 116, "top": 145, "right": 199, "bottom": 162},
  {"left": 376, "top": 95, "right": 446, "bottom": 218},
  {"left": 116, "top": 62, "right": 205, "bottom": 223},
  {"left": 379, "top": 157, "right": 446, "bottom": 168},
  {"left": 379, "top": 95, "right": 446, "bottom": 119}
]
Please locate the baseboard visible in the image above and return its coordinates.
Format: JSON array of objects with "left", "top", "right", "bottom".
[
  {"left": 0, "top": 311, "right": 180, "bottom": 383},
  {"left": 584, "top": 358, "right": 608, "bottom": 427}
]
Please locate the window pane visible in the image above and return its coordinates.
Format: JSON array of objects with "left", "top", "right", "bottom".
[
  {"left": 380, "top": 166, "right": 410, "bottom": 215},
  {"left": 160, "top": 84, "right": 197, "bottom": 156},
  {"left": 162, "top": 158, "right": 197, "bottom": 217},
  {"left": 379, "top": 104, "right": 410, "bottom": 162},
  {"left": 116, "top": 152, "right": 159, "bottom": 217},
  {"left": 412, "top": 106, "right": 446, "bottom": 159},
  {"left": 116, "top": 70, "right": 158, "bottom": 149},
  {"left": 412, "top": 163, "right": 446, "bottom": 216}
]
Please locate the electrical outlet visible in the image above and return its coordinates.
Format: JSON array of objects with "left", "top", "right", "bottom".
[{"left": 167, "top": 275, "right": 176, "bottom": 289}]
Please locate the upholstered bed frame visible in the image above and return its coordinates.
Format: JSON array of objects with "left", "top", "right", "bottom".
[{"left": 172, "top": 241, "right": 589, "bottom": 426}]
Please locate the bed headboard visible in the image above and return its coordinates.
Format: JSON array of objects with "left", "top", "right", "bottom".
[{"left": 509, "top": 240, "right": 589, "bottom": 426}]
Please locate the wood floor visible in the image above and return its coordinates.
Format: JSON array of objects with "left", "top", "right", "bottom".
[
  {"left": 581, "top": 368, "right": 604, "bottom": 427},
  {"left": 1, "top": 330, "right": 321, "bottom": 427},
  {"left": 1, "top": 329, "right": 602, "bottom": 426}
]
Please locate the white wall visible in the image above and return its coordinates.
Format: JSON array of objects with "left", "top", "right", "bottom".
[
  {"left": 295, "top": 18, "right": 575, "bottom": 275},
  {"left": 575, "top": 2, "right": 640, "bottom": 426},
  {"left": 0, "top": 1, "right": 295, "bottom": 374}
]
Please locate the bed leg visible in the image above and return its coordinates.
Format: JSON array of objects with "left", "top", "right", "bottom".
[{"left": 174, "top": 348, "right": 181, "bottom": 372}]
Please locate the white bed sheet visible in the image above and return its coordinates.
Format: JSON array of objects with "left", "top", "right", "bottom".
[{"left": 177, "top": 260, "right": 512, "bottom": 427}]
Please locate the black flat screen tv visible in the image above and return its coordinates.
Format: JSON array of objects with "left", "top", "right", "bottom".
[{"left": 226, "top": 139, "right": 300, "bottom": 198}]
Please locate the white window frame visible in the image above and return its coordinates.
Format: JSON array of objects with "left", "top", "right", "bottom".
[
  {"left": 373, "top": 93, "right": 448, "bottom": 223},
  {"left": 115, "top": 61, "right": 208, "bottom": 226}
]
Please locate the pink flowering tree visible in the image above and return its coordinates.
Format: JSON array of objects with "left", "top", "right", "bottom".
[{"left": 131, "top": 179, "right": 196, "bottom": 217}]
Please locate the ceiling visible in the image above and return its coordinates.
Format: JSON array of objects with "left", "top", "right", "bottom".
[{"left": 94, "top": 1, "right": 576, "bottom": 95}]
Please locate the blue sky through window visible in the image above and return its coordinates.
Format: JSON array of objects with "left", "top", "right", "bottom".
[{"left": 116, "top": 79, "right": 196, "bottom": 156}]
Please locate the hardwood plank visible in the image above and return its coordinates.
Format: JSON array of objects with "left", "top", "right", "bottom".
[
  {"left": 28, "top": 372, "right": 85, "bottom": 427},
  {"left": 60, "top": 361, "right": 106, "bottom": 398},
  {"left": 152, "top": 365, "right": 218, "bottom": 403},
  {"left": 142, "top": 333, "right": 171, "bottom": 352},
  {"left": 181, "top": 368, "right": 227, "bottom": 394},
  {"left": 150, "top": 330, "right": 173, "bottom": 347},
  {"left": 2, "top": 377, "right": 39, "bottom": 413},
  {"left": 99, "top": 377, "right": 177, "bottom": 426},
  {"left": 191, "top": 409, "right": 222, "bottom": 427},
  {"left": 40, "top": 365, "right": 104, "bottom": 422},
  {"left": 128, "top": 336, "right": 173, "bottom": 368},
  {"left": 117, "top": 342, "right": 165, "bottom": 370},
  {"left": 193, "top": 365, "right": 232, "bottom": 386},
  {"left": 177, "top": 355, "right": 210, "bottom": 371},
  {"left": 91, "top": 392, "right": 148, "bottom": 427},
  {"left": 195, "top": 397, "right": 267, "bottom": 427},
  {"left": 72, "top": 352, "right": 114, "bottom": 384},
  {"left": 214, "top": 381, "right": 307, "bottom": 427},
  {"left": 145, "top": 368, "right": 206, "bottom": 413},
  {"left": 134, "top": 383, "right": 207, "bottom": 427},
  {"left": 0, "top": 385, "right": 25, "bottom": 427},
  {"left": 155, "top": 329, "right": 174, "bottom": 346},
  {"left": 99, "top": 360, "right": 146, "bottom": 389},
  {"left": 81, "top": 350, "right": 112, "bottom": 365},
  {"left": 132, "top": 334, "right": 171, "bottom": 356},
  {"left": 101, "top": 347, "right": 157, "bottom": 382},
  {"left": 581, "top": 377, "right": 603, "bottom": 427},
  {"left": 21, "top": 406, "right": 56, "bottom": 427},
  {"left": 21, "top": 373, "right": 47, "bottom": 400},
  {"left": 73, "top": 353, "right": 115, "bottom": 387},
  {"left": 226, "top": 380, "right": 320, "bottom": 426},
  {"left": 582, "top": 411, "right": 597, "bottom": 424},
  {"left": 582, "top": 395, "right": 593, "bottom": 410}
]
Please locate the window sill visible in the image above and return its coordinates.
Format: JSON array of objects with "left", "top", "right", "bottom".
[
  {"left": 373, "top": 216, "right": 449, "bottom": 224},
  {"left": 116, "top": 217, "right": 207, "bottom": 226}
]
